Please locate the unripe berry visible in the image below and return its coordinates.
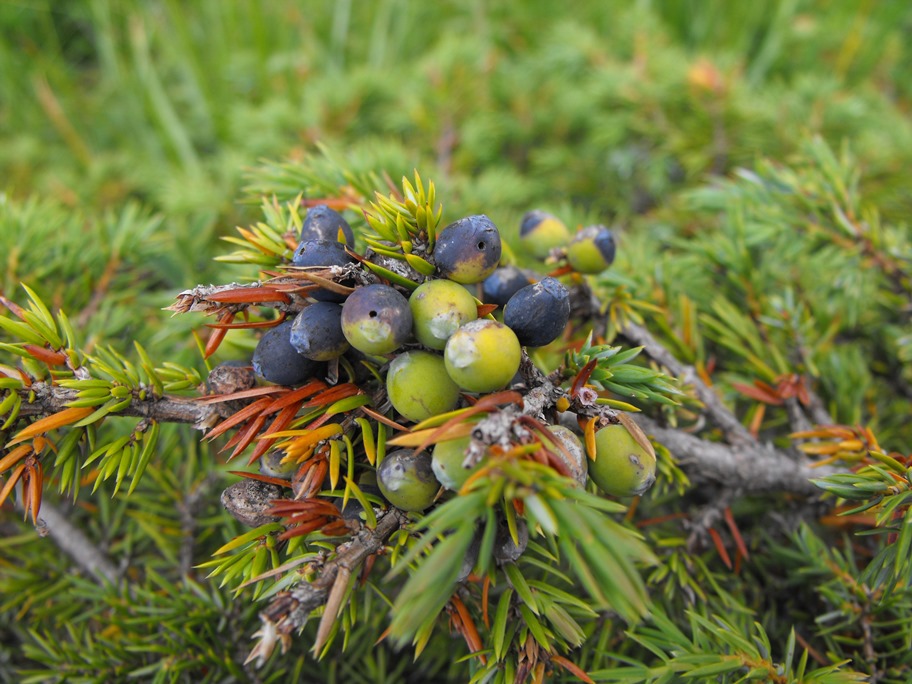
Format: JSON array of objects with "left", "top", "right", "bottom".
[
  {"left": 589, "top": 421, "right": 656, "bottom": 497},
  {"left": 519, "top": 210, "right": 570, "bottom": 260},
  {"left": 434, "top": 215, "right": 502, "bottom": 284},
  {"left": 541, "top": 425, "right": 587, "bottom": 487},
  {"left": 376, "top": 449, "right": 440, "bottom": 512},
  {"left": 565, "top": 225, "right": 616, "bottom": 274},
  {"left": 259, "top": 450, "right": 297, "bottom": 480},
  {"left": 386, "top": 350, "right": 461, "bottom": 422},
  {"left": 431, "top": 436, "right": 482, "bottom": 491},
  {"left": 444, "top": 319, "right": 521, "bottom": 393},
  {"left": 409, "top": 278, "right": 478, "bottom": 350}
]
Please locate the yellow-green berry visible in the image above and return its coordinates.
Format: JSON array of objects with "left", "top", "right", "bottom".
[
  {"left": 541, "top": 425, "right": 587, "bottom": 486},
  {"left": 431, "top": 436, "right": 482, "bottom": 490},
  {"left": 377, "top": 449, "right": 440, "bottom": 512},
  {"left": 259, "top": 450, "right": 297, "bottom": 480},
  {"left": 409, "top": 278, "right": 478, "bottom": 350},
  {"left": 444, "top": 319, "right": 521, "bottom": 393},
  {"left": 387, "top": 350, "right": 461, "bottom": 422},
  {"left": 589, "top": 422, "right": 656, "bottom": 497},
  {"left": 565, "top": 225, "right": 616, "bottom": 274},
  {"left": 519, "top": 210, "right": 570, "bottom": 260}
]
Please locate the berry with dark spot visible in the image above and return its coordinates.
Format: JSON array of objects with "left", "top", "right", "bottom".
[
  {"left": 434, "top": 215, "right": 502, "bottom": 284},
  {"left": 290, "top": 302, "right": 349, "bottom": 361},
  {"left": 409, "top": 278, "right": 478, "bottom": 350},
  {"left": 376, "top": 449, "right": 440, "bottom": 512},
  {"left": 291, "top": 239, "right": 357, "bottom": 302},
  {"left": 341, "top": 284, "right": 413, "bottom": 355},
  {"left": 590, "top": 422, "right": 657, "bottom": 497},
  {"left": 502, "top": 277, "right": 570, "bottom": 347},
  {"left": 252, "top": 321, "right": 321, "bottom": 386},
  {"left": 386, "top": 350, "right": 461, "bottom": 422},
  {"left": 566, "top": 225, "right": 616, "bottom": 274},
  {"left": 519, "top": 210, "right": 570, "bottom": 260},
  {"left": 444, "top": 319, "right": 521, "bottom": 393},
  {"left": 300, "top": 204, "right": 354, "bottom": 246},
  {"left": 481, "top": 266, "right": 533, "bottom": 306}
]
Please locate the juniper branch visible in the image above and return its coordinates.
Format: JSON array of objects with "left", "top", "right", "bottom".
[
  {"left": 618, "top": 320, "right": 843, "bottom": 491},
  {"left": 803, "top": 377, "right": 834, "bottom": 426},
  {"left": 619, "top": 320, "right": 757, "bottom": 447},
  {"left": 10, "top": 367, "right": 836, "bottom": 497},
  {"left": 784, "top": 397, "right": 814, "bottom": 435},
  {"left": 178, "top": 472, "right": 219, "bottom": 577},
  {"left": 31, "top": 500, "right": 119, "bottom": 584},
  {"left": 248, "top": 508, "right": 406, "bottom": 664},
  {"left": 280, "top": 508, "right": 405, "bottom": 626},
  {"left": 635, "top": 415, "right": 837, "bottom": 496},
  {"left": 16, "top": 382, "right": 217, "bottom": 428}
]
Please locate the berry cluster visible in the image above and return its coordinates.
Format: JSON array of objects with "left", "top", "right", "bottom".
[{"left": 218, "top": 194, "right": 656, "bottom": 553}]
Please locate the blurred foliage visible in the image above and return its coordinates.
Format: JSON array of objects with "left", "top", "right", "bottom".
[{"left": 1, "top": 1, "right": 912, "bottom": 682}]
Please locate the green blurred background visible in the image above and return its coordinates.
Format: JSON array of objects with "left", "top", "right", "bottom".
[
  {"left": 3, "top": 0, "right": 911, "bottom": 354},
  {"left": 4, "top": 0, "right": 911, "bottom": 422},
  {"left": 2, "top": 1, "right": 912, "bottom": 681},
  {"left": 1, "top": 3, "right": 909, "bottom": 269}
]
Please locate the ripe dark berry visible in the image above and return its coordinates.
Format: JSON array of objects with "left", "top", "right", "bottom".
[
  {"left": 252, "top": 321, "right": 321, "bottom": 386},
  {"left": 409, "top": 278, "right": 478, "bottom": 350},
  {"left": 291, "top": 239, "right": 356, "bottom": 302},
  {"left": 300, "top": 204, "right": 354, "bottom": 246},
  {"left": 502, "top": 277, "right": 570, "bottom": 347},
  {"left": 341, "top": 284, "right": 413, "bottom": 355},
  {"left": 376, "top": 449, "right": 440, "bottom": 512},
  {"left": 341, "top": 347, "right": 381, "bottom": 384},
  {"left": 444, "top": 319, "right": 521, "bottom": 393},
  {"left": 434, "top": 215, "right": 502, "bottom": 284},
  {"left": 290, "top": 302, "right": 349, "bottom": 361},
  {"left": 493, "top": 517, "right": 529, "bottom": 565},
  {"left": 566, "top": 225, "right": 616, "bottom": 274},
  {"left": 334, "top": 473, "right": 382, "bottom": 521},
  {"left": 519, "top": 210, "right": 570, "bottom": 260},
  {"left": 481, "top": 266, "right": 533, "bottom": 306},
  {"left": 387, "top": 350, "right": 461, "bottom": 422},
  {"left": 457, "top": 530, "right": 481, "bottom": 583}
]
